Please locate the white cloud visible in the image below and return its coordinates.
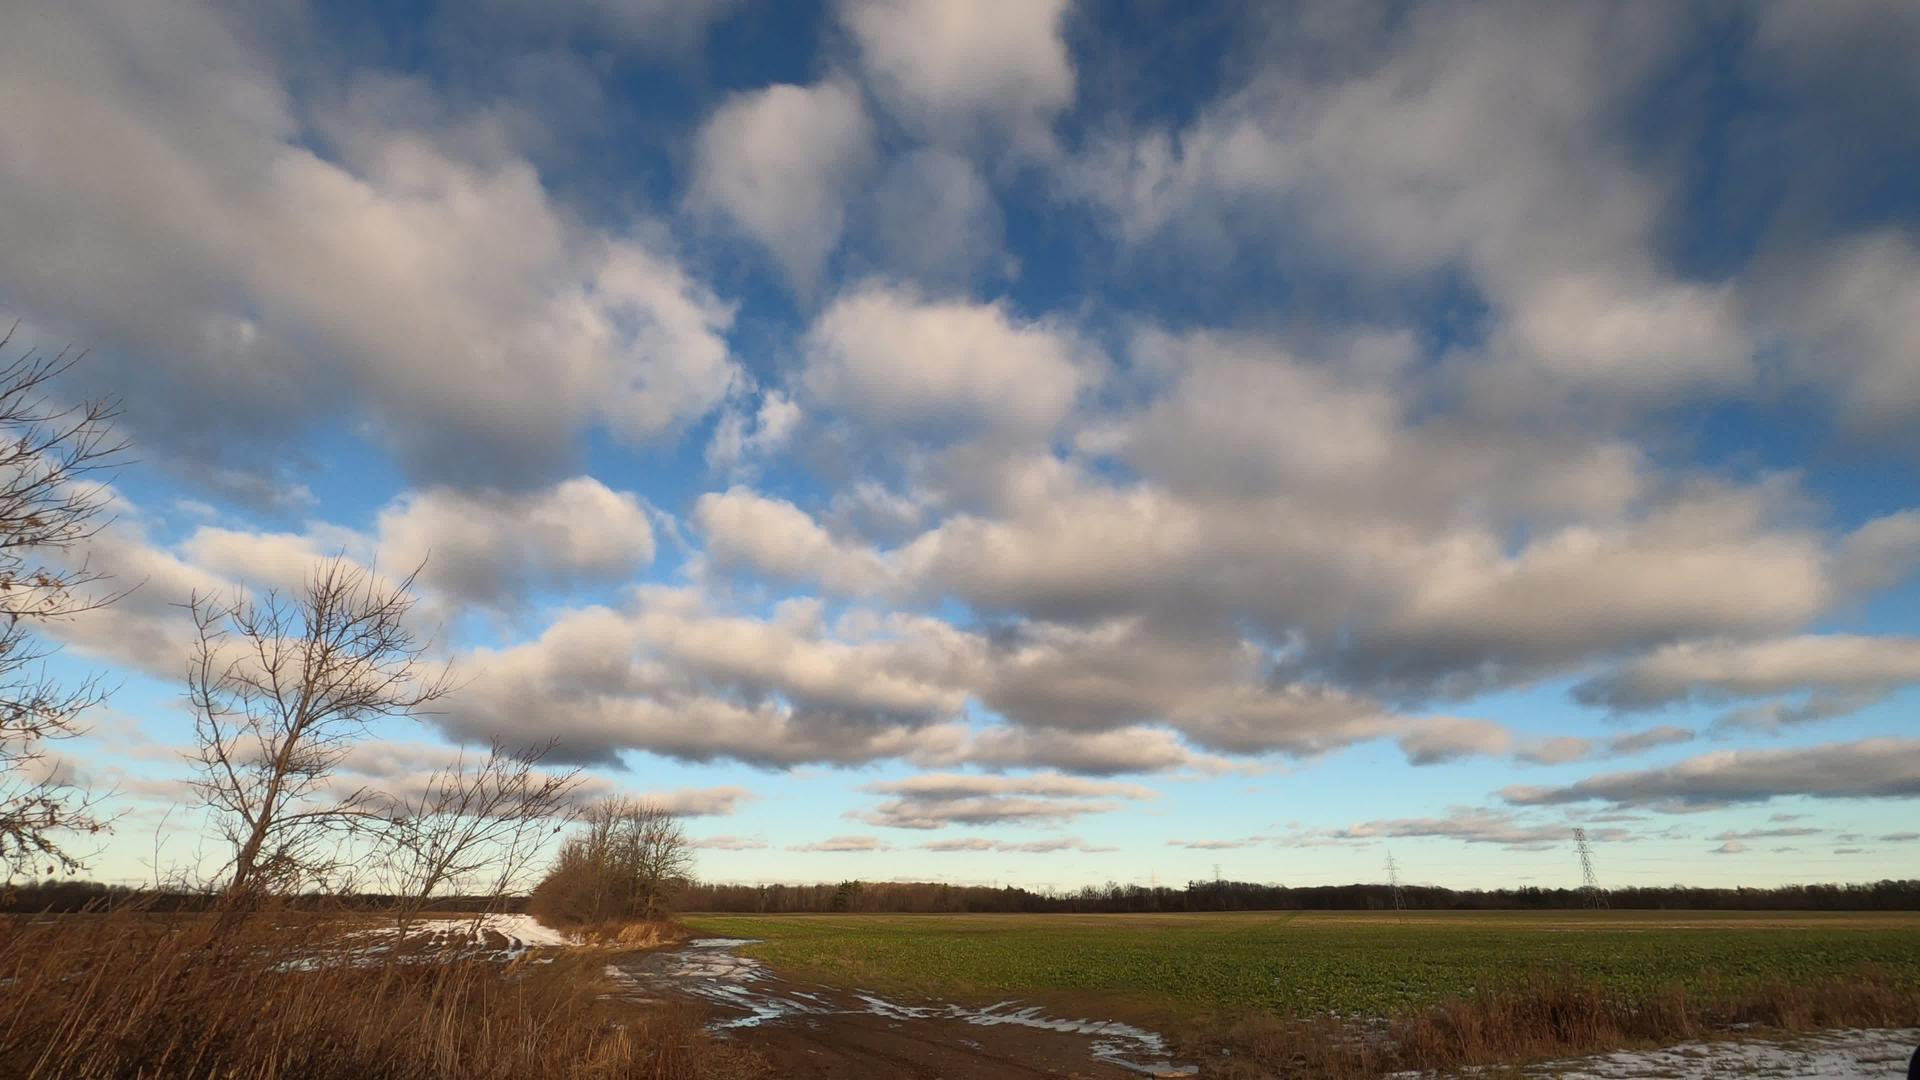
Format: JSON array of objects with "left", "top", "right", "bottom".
[
  {"left": 1774, "top": 230, "right": 1920, "bottom": 444},
  {"left": 694, "top": 487, "right": 896, "bottom": 594},
  {"left": 1398, "top": 718, "right": 1513, "bottom": 765},
  {"left": 1574, "top": 634, "right": 1920, "bottom": 711},
  {"left": 1502, "top": 737, "right": 1920, "bottom": 810},
  {"left": 706, "top": 391, "right": 801, "bottom": 474},
  {"left": 853, "top": 771, "right": 1155, "bottom": 829},
  {"left": 839, "top": 0, "right": 1074, "bottom": 149},
  {"left": 955, "top": 725, "right": 1242, "bottom": 776},
  {"left": 376, "top": 477, "right": 656, "bottom": 610},
  {"left": 1070, "top": 4, "right": 1751, "bottom": 411},
  {"left": 803, "top": 283, "right": 1095, "bottom": 439},
  {"left": 690, "top": 79, "right": 875, "bottom": 293},
  {"left": 440, "top": 591, "right": 983, "bottom": 767},
  {"left": 868, "top": 148, "right": 1005, "bottom": 285},
  {"left": 0, "top": 0, "right": 740, "bottom": 487}
]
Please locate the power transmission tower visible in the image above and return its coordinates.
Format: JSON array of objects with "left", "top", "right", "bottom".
[
  {"left": 1386, "top": 851, "right": 1405, "bottom": 914},
  {"left": 1573, "top": 827, "right": 1608, "bottom": 909}
]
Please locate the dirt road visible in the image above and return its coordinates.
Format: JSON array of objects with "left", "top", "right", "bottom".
[{"left": 607, "top": 937, "right": 1199, "bottom": 1079}]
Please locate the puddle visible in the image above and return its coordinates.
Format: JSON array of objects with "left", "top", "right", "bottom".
[{"left": 614, "top": 936, "right": 1198, "bottom": 1077}]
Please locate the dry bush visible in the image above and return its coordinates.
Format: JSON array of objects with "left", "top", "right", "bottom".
[
  {"left": 1391, "top": 965, "right": 1920, "bottom": 1072},
  {"left": 530, "top": 799, "right": 691, "bottom": 927},
  {"left": 1196, "top": 965, "right": 1920, "bottom": 1078},
  {"left": 0, "top": 910, "right": 764, "bottom": 1080}
]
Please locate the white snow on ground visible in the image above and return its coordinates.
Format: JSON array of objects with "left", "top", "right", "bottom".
[
  {"left": 355, "top": 913, "right": 577, "bottom": 951},
  {"left": 472, "top": 913, "right": 575, "bottom": 948},
  {"left": 1396, "top": 1027, "right": 1919, "bottom": 1078},
  {"left": 275, "top": 913, "right": 578, "bottom": 970}
]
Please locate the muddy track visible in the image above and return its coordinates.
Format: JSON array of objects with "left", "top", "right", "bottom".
[{"left": 607, "top": 938, "right": 1198, "bottom": 1079}]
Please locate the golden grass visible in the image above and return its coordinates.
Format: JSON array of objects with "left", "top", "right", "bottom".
[
  {"left": 1199, "top": 964, "right": 1920, "bottom": 1078},
  {"left": 0, "top": 910, "right": 764, "bottom": 1080}
]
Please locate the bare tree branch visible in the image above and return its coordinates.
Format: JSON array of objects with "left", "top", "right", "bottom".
[
  {"left": 0, "top": 335, "right": 127, "bottom": 881},
  {"left": 530, "top": 797, "right": 693, "bottom": 925},
  {"left": 186, "top": 555, "right": 454, "bottom": 903},
  {"left": 373, "top": 738, "right": 582, "bottom": 927}
]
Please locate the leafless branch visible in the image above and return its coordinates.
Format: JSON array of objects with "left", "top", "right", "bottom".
[
  {"left": 186, "top": 555, "right": 454, "bottom": 903},
  {"left": 0, "top": 338, "right": 127, "bottom": 881}
]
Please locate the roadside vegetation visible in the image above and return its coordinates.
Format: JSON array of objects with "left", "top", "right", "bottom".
[{"left": 0, "top": 908, "right": 761, "bottom": 1080}]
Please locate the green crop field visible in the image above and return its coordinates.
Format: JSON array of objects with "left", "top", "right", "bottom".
[{"left": 681, "top": 910, "right": 1920, "bottom": 1017}]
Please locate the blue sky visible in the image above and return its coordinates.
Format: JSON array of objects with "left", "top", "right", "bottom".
[{"left": 3, "top": 0, "right": 1919, "bottom": 891}]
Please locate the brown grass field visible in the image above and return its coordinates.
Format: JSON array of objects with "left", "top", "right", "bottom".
[{"left": 0, "top": 910, "right": 763, "bottom": 1080}]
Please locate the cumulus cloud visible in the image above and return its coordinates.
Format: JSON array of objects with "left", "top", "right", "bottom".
[
  {"left": 1709, "top": 692, "right": 1886, "bottom": 738},
  {"left": 1773, "top": 231, "right": 1920, "bottom": 445},
  {"left": 868, "top": 149, "right": 1005, "bottom": 286},
  {"left": 1071, "top": 4, "right": 1751, "bottom": 411},
  {"left": 1501, "top": 738, "right": 1920, "bottom": 811},
  {"left": 39, "top": 476, "right": 660, "bottom": 678},
  {"left": 690, "top": 79, "right": 875, "bottom": 293},
  {"left": 1574, "top": 634, "right": 1920, "bottom": 712},
  {"left": 803, "top": 283, "right": 1096, "bottom": 440},
  {"left": 840, "top": 0, "right": 1074, "bottom": 149},
  {"left": 441, "top": 591, "right": 983, "bottom": 767},
  {"left": 852, "top": 772, "right": 1155, "bottom": 829},
  {"left": 706, "top": 391, "right": 802, "bottom": 475},
  {"left": 955, "top": 725, "right": 1244, "bottom": 776},
  {"left": 0, "top": 0, "right": 739, "bottom": 488},
  {"left": 694, "top": 487, "right": 896, "bottom": 594},
  {"left": 629, "top": 786, "right": 757, "bottom": 818},
  {"left": 375, "top": 477, "right": 656, "bottom": 610},
  {"left": 1398, "top": 718, "right": 1512, "bottom": 765}
]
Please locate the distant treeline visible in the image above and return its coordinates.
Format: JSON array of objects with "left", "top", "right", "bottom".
[
  {"left": 678, "top": 878, "right": 1920, "bottom": 914},
  {"left": 12, "top": 877, "right": 1920, "bottom": 915}
]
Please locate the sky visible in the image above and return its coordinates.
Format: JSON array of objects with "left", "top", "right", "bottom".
[{"left": 3, "top": 0, "right": 1919, "bottom": 892}]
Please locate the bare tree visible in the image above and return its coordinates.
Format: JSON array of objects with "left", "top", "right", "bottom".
[
  {"left": 187, "top": 556, "right": 453, "bottom": 901},
  {"left": 375, "top": 739, "right": 582, "bottom": 927},
  {"left": 0, "top": 338, "right": 126, "bottom": 881},
  {"left": 530, "top": 797, "right": 691, "bottom": 924}
]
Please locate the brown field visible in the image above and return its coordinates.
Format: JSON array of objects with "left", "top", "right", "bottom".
[{"left": 0, "top": 910, "right": 762, "bottom": 1080}]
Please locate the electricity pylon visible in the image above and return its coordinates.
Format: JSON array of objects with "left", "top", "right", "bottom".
[{"left": 1573, "top": 827, "right": 1608, "bottom": 909}]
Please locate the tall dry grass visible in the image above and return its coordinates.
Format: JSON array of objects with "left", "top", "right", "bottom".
[
  {"left": 0, "top": 910, "right": 764, "bottom": 1080},
  {"left": 1203, "top": 964, "right": 1920, "bottom": 1078}
]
